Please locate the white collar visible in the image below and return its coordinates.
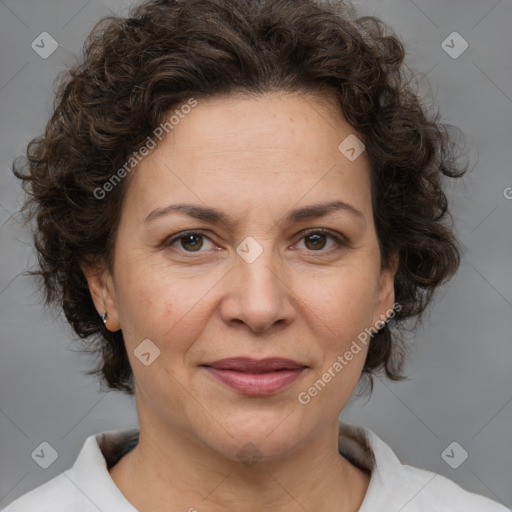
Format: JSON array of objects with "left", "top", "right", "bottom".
[
  {"left": 60, "top": 422, "right": 503, "bottom": 511},
  {"left": 66, "top": 422, "right": 390, "bottom": 510}
]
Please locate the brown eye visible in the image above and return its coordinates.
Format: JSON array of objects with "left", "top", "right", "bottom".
[
  {"left": 179, "top": 233, "right": 204, "bottom": 252},
  {"left": 165, "top": 231, "right": 215, "bottom": 253},
  {"left": 304, "top": 232, "right": 328, "bottom": 251},
  {"left": 297, "top": 229, "right": 346, "bottom": 252}
]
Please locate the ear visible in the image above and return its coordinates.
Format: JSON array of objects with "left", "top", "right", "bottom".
[
  {"left": 80, "top": 258, "right": 121, "bottom": 332},
  {"left": 374, "top": 251, "right": 399, "bottom": 324}
]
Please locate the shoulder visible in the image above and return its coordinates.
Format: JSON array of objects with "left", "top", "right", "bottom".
[
  {"left": 1, "top": 472, "right": 88, "bottom": 511},
  {"left": 338, "top": 422, "right": 509, "bottom": 512},
  {"left": 397, "top": 462, "right": 509, "bottom": 511},
  {"left": 2, "top": 429, "right": 139, "bottom": 512}
]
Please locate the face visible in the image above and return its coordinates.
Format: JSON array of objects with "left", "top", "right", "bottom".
[{"left": 85, "top": 91, "right": 397, "bottom": 461}]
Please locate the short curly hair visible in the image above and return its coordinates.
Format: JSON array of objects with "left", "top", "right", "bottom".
[{"left": 13, "top": 0, "right": 467, "bottom": 395}]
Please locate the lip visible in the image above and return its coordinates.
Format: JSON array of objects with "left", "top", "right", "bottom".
[{"left": 201, "top": 357, "right": 307, "bottom": 395}]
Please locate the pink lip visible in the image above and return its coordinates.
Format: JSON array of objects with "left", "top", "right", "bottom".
[{"left": 201, "top": 357, "right": 307, "bottom": 395}]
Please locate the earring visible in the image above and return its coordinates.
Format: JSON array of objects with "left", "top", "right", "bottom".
[{"left": 102, "top": 311, "right": 108, "bottom": 325}]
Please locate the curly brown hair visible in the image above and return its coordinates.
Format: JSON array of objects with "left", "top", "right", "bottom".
[{"left": 13, "top": 0, "right": 467, "bottom": 395}]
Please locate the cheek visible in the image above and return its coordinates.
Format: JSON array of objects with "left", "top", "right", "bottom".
[
  {"left": 295, "top": 270, "right": 375, "bottom": 412},
  {"left": 302, "top": 264, "right": 380, "bottom": 338},
  {"left": 114, "top": 258, "right": 215, "bottom": 357}
]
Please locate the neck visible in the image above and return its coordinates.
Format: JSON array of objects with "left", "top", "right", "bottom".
[{"left": 109, "top": 419, "right": 371, "bottom": 511}]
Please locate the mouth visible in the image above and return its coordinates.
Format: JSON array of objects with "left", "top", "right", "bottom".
[{"left": 200, "top": 357, "right": 308, "bottom": 395}]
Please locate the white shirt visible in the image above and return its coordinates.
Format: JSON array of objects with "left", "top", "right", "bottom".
[{"left": 2, "top": 422, "right": 508, "bottom": 511}]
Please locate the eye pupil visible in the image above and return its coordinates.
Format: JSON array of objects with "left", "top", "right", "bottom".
[
  {"left": 181, "top": 234, "right": 203, "bottom": 251},
  {"left": 305, "top": 233, "right": 326, "bottom": 250}
]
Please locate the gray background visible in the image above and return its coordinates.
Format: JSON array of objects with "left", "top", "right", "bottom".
[{"left": 0, "top": 0, "right": 511, "bottom": 509}]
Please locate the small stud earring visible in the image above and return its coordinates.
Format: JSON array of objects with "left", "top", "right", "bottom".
[{"left": 102, "top": 311, "right": 108, "bottom": 325}]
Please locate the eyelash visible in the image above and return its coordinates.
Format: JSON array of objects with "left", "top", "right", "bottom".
[{"left": 163, "top": 229, "right": 348, "bottom": 255}]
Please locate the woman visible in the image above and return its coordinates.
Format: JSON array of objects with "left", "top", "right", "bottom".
[{"left": 4, "top": 0, "right": 507, "bottom": 510}]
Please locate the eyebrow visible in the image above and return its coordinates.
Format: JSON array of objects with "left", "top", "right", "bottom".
[{"left": 144, "top": 200, "right": 365, "bottom": 227}]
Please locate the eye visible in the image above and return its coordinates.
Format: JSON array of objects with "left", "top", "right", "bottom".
[
  {"left": 164, "top": 229, "right": 347, "bottom": 255},
  {"left": 164, "top": 231, "right": 215, "bottom": 253},
  {"left": 294, "top": 229, "right": 347, "bottom": 252}
]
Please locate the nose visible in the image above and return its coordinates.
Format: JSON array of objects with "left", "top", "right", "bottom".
[{"left": 219, "top": 239, "right": 295, "bottom": 334}]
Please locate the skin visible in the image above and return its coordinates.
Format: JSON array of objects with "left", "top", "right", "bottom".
[{"left": 83, "top": 90, "right": 398, "bottom": 511}]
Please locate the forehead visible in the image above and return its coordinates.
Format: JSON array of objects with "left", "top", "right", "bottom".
[
  {"left": 122, "top": 91, "right": 373, "bottom": 224},
  {"left": 160, "top": 91, "right": 363, "bottom": 162}
]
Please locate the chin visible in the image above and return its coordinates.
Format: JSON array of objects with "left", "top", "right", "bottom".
[{"left": 192, "top": 407, "right": 312, "bottom": 463}]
